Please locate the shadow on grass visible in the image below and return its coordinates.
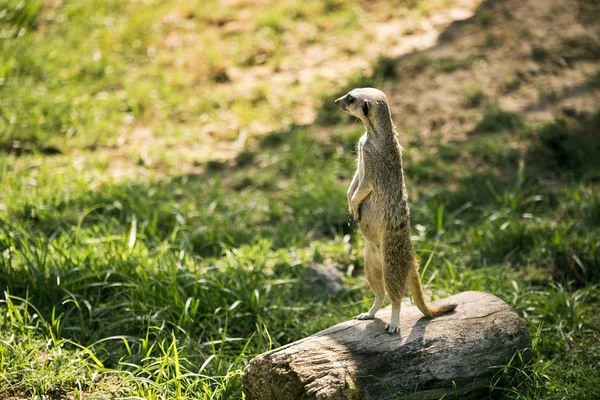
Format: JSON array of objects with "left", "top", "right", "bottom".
[
  {"left": 8, "top": 125, "right": 354, "bottom": 259},
  {"left": 406, "top": 107, "right": 600, "bottom": 288},
  {"left": 1, "top": 124, "right": 358, "bottom": 352},
  {"left": 527, "top": 110, "right": 600, "bottom": 181},
  {"left": 314, "top": 0, "right": 502, "bottom": 127},
  {"left": 302, "top": 0, "right": 600, "bottom": 291}
]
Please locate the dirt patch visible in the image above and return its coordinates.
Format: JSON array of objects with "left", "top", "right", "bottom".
[
  {"left": 382, "top": 0, "right": 600, "bottom": 146},
  {"left": 102, "top": 0, "right": 599, "bottom": 180},
  {"left": 102, "top": 0, "right": 485, "bottom": 179}
]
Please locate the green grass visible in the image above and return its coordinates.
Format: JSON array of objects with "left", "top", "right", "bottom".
[
  {"left": 460, "top": 85, "right": 486, "bottom": 108},
  {"left": 432, "top": 53, "right": 486, "bottom": 73},
  {"left": 501, "top": 70, "right": 526, "bottom": 93},
  {"left": 1, "top": 1, "right": 600, "bottom": 399},
  {"left": 474, "top": 103, "right": 524, "bottom": 133},
  {"left": 2, "top": 119, "right": 599, "bottom": 398},
  {"left": 0, "top": 0, "right": 362, "bottom": 157}
]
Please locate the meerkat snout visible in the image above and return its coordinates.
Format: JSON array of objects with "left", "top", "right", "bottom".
[
  {"left": 333, "top": 96, "right": 348, "bottom": 112},
  {"left": 334, "top": 93, "right": 358, "bottom": 114},
  {"left": 335, "top": 88, "right": 382, "bottom": 120}
]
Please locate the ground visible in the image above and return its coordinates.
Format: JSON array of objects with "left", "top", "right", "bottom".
[{"left": 0, "top": 0, "right": 599, "bottom": 398}]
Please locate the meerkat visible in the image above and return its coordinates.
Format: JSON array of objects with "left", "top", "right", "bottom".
[{"left": 335, "top": 87, "right": 456, "bottom": 334}]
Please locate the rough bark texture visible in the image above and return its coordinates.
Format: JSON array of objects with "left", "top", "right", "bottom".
[{"left": 243, "top": 291, "right": 532, "bottom": 400}]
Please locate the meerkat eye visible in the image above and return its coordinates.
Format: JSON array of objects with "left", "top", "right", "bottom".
[{"left": 347, "top": 95, "right": 355, "bottom": 103}]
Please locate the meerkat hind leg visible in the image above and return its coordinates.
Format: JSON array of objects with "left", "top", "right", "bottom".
[
  {"left": 355, "top": 293, "right": 385, "bottom": 320},
  {"left": 356, "top": 292, "right": 385, "bottom": 320},
  {"left": 383, "top": 241, "right": 409, "bottom": 334},
  {"left": 355, "top": 242, "right": 385, "bottom": 320},
  {"left": 386, "top": 302, "right": 401, "bottom": 334}
]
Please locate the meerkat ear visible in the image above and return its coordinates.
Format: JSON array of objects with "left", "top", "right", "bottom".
[{"left": 362, "top": 101, "right": 370, "bottom": 117}]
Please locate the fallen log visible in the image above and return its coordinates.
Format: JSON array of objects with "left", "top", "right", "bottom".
[{"left": 243, "top": 291, "right": 532, "bottom": 399}]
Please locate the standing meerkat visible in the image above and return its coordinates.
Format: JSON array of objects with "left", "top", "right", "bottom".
[{"left": 335, "top": 87, "right": 456, "bottom": 334}]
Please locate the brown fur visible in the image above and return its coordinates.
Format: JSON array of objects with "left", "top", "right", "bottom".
[{"left": 335, "top": 88, "right": 456, "bottom": 333}]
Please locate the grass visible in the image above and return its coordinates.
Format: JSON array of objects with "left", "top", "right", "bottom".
[
  {"left": 528, "top": 113, "right": 600, "bottom": 180},
  {"left": 474, "top": 103, "right": 524, "bottom": 133},
  {"left": 501, "top": 70, "right": 525, "bottom": 93},
  {"left": 432, "top": 53, "right": 486, "bottom": 73},
  {"left": 1, "top": 0, "right": 600, "bottom": 399},
  {"left": 0, "top": 0, "right": 362, "bottom": 159},
  {"left": 460, "top": 85, "right": 486, "bottom": 108},
  {"left": 2, "top": 118, "right": 599, "bottom": 398}
]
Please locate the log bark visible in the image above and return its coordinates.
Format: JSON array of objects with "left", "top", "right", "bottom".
[{"left": 243, "top": 291, "right": 532, "bottom": 400}]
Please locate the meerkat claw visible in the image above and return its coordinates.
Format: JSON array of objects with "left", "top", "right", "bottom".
[
  {"left": 354, "top": 312, "right": 374, "bottom": 320},
  {"left": 386, "top": 324, "right": 400, "bottom": 334},
  {"left": 347, "top": 211, "right": 354, "bottom": 226}
]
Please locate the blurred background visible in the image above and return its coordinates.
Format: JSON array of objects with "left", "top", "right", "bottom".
[{"left": 0, "top": 0, "right": 599, "bottom": 398}]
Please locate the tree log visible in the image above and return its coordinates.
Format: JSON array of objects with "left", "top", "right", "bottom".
[{"left": 243, "top": 291, "right": 532, "bottom": 399}]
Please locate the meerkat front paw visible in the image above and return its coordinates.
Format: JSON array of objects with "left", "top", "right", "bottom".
[
  {"left": 385, "top": 323, "right": 400, "bottom": 334},
  {"left": 347, "top": 210, "right": 355, "bottom": 226},
  {"left": 354, "top": 312, "right": 374, "bottom": 320}
]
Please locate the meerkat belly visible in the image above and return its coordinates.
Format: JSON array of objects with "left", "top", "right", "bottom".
[{"left": 357, "top": 195, "right": 385, "bottom": 245}]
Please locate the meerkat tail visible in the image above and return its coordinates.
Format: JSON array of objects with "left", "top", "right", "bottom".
[{"left": 408, "top": 263, "right": 457, "bottom": 317}]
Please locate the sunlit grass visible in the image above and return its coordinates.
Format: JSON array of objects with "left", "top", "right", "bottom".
[{"left": 0, "top": 0, "right": 365, "bottom": 157}]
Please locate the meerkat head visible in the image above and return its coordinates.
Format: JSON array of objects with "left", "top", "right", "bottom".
[
  {"left": 334, "top": 88, "right": 392, "bottom": 132},
  {"left": 335, "top": 88, "right": 395, "bottom": 135}
]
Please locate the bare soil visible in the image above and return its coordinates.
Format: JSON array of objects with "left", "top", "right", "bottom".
[
  {"left": 382, "top": 0, "right": 600, "bottom": 146},
  {"left": 106, "top": 0, "right": 599, "bottom": 179},
  {"left": 103, "top": 0, "right": 486, "bottom": 178}
]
